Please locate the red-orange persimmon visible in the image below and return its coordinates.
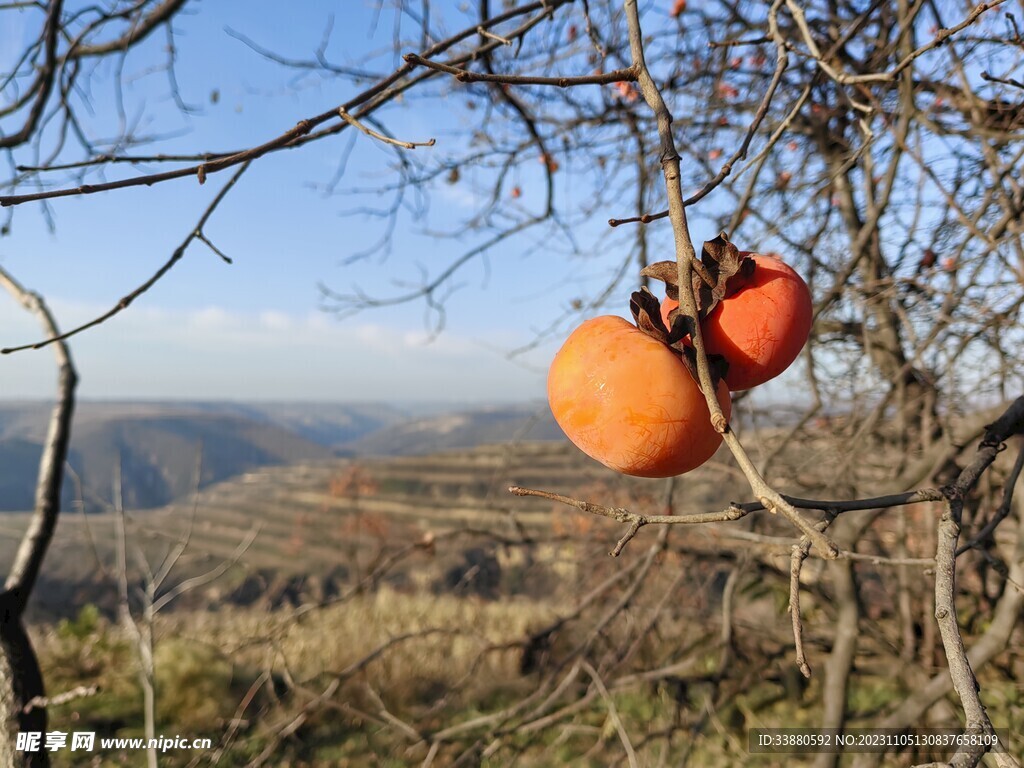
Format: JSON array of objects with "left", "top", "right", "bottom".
[
  {"left": 661, "top": 253, "right": 812, "bottom": 391},
  {"left": 548, "top": 316, "right": 731, "bottom": 478}
]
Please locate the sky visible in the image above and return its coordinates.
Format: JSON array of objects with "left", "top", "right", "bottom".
[
  {"left": 0, "top": 0, "right": 822, "bottom": 406},
  {"left": 0, "top": 0, "right": 600, "bottom": 403},
  {"left": 1, "top": 1, "right": 1012, "bottom": 415}
]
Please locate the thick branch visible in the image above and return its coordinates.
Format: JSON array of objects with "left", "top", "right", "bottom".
[
  {"left": 0, "top": 268, "right": 77, "bottom": 613},
  {"left": 931, "top": 396, "right": 1024, "bottom": 766},
  {"left": 68, "top": 0, "right": 189, "bottom": 58},
  {"left": 0, "top": 0, "right": 62, "bottom": 150}
]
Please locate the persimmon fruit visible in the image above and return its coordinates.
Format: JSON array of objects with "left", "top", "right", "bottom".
[
  {"left": 660, "top": 252, "right": 812, "bottom": 391},
  {"left": 547, "top": 315, "right": 731, "bottom": 478}
]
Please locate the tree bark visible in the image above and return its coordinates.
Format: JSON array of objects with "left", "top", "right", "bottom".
[
  {"left": 0, "top": 269, "right": 78, "bottom": 767},
  {"left": 0, "top": 611, "right": 48, "bottom": 768}
]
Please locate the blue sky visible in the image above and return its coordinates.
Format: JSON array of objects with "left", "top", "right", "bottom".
[
  {"left": 1, "top": 0, "right": 814, "bottom": 404},
  {"left": 1, "top": 0, "right": 598, "bottom": 402},
  {"left": 2, "top": 1, "right": 1012, "bottom": 408}
]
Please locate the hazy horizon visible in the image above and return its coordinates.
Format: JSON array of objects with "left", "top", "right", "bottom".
[
  {"left": 0, "top": 0, "right": 572, "bottom": 404},
  {"left": 0, "top": 395, "right": 547, "bottom": 407}
]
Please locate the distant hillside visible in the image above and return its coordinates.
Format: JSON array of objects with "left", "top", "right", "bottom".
[
  {"left": 0, "top": 437, "right": 42, "bottom": 510},
  {"left": 0, "top": 403, "right": 344, "bottom": 512},
  {"left": 9, "top": 398, "right": 819, "bottom": 513},
  {"left": 345, "top": 404, "right": 565, "bottom": 456},
  {"left": 0, "top": 401, "right": 562, "bottom": 512},
  {"left": 0, "top": 401, "right": 408, "bottom": 449},
  {"left": 66, "top": 413, "right": 337, "bottom": 511},
  {"left": 163, "top": 401, "right": 411, "bottom": 448}
]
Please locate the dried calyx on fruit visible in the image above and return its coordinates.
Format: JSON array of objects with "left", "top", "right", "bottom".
[
  {"left": 547, "top": 232, "right": 810, "bottom": 478},
  {"left": 628, "top": 286, "right": 731, "bottom": 387},
  {"left": 643, "top": 233, "right": 813, "bottom": 392},
  {"left": 639, "top": 232, "right": 756, "bottom": 325},
  {"left": 629, "top": 235, "right": 750, "bottom": 388}
]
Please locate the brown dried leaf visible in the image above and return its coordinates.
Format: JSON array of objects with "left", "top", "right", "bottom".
[
  {"left": 694, "top": 232, "right": 754, "bottom": 318},
  {"left": 639, "top": 261, "right": 680, "bottom": 287},
  {"left": 629, "top": 288, "right": 669, "bottom": 344},
  {"left": 638, "top": 234, "right": 754, "bottom": 324},
  {"left": 629, "top": 287, "right": 730, "bottom": 389},
  {"left": 678, "top": 344, "right": 700, "bottom": 382},
  {"left": 665, "top": 310, "right": 694, "bottom": 346},
  {"left": 678, "top": 346, "right": 730, "bottom": 388},
  {"left": 707, "top": 353, "right": 731, "bottom": 384},
  {"left": 640, "top": 260, "right": 681, "bottom": 301}
]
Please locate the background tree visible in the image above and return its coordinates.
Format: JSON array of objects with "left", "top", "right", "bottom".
[{"left": 2, "top": 0, "right": 1023, "bottom": 765}]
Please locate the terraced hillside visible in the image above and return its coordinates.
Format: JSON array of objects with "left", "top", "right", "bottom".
[{"left": 7, "top": 439, "right": 736, "bottom": 616}]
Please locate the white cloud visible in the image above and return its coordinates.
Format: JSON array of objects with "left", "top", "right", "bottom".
[
  {"left": 188, "top": 306, "right": 235, "bottom": 330},
  {"left": 0, "top": 299, "right": 550, "bottom": 402},
  {"left": 258, "top": 310, "right": 293, "bottom": 331}
]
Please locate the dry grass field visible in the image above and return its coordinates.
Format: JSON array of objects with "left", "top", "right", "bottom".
[{"left": 15, "top": 426, "right": 1024, "bottom": 766}]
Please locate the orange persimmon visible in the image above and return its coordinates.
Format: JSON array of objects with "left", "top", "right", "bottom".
[{"left": 547, "top": 316, "right": 731, "bottom": 478}]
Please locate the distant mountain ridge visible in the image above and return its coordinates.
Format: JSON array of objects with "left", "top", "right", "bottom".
[
  {"left": 0, "top": 400, "right": 565, "bottom": 512},
  {"left": 0, "top": 400, "right": 410, "bottom": 447},
  {"left": 347, "top": 404, "right": 563, "bottom": 456}
]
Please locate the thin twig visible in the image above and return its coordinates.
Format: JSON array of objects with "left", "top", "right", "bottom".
[
  {"left": 23, "top": 685, "right": 99, "bottom": 714},
  {"left": 510, "top": 484, "right": 945, "bottom": 559},
  {"left": 509, "top": 485, "right": 749, "bottom": 527},
  {"left": 337, "top": 107, "right": 436, "bottom": 150},
  {"left": 933, "top": 398, "right": 1024, "bottom": 767},
  {"left": 404, "top": 52, "right": 636, "bottom": 86},
  {"left": 981, "top": 70, "right": 1024, "bottom": 90},
  {"left": 581, "top": 662, "right": 639, "bottom": 768},
  {"left": 476, "top": 25, "right": 512, "bottom": 45},
  {"left": 789, "top": 544, "right": 813, "bottom": 678},
  {"left": 0, "top": 0, "right": 572, "bottom": 207},
  {"left": 195, "top": 232, "right": 233, "bottom": 264},
  {"left": 844, "top": 1, "right": 1007, "bottom": 84},
  {"left": 1, "top": 160, "right": 251, "bottom": 354},
  {"left": 957, "top": 438, "right": 1024, "bottom": 555}
]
